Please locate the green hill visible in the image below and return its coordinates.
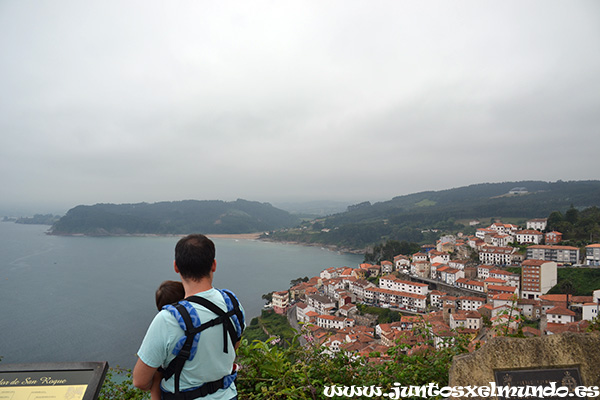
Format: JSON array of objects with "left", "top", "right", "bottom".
[
  {"left": 50, "top": 199, "right": 300, "bottom": 235},
  {"left": 266, "top": 180, "right": 600, "bottom": 250}
]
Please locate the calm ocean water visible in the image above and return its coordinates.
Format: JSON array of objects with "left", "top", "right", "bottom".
[{"left": 0, "top": 222, "right": 362, "bottom": 369}]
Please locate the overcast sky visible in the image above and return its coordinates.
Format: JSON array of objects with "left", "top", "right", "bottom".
[{"left": 1, "top": 1, "right": 599, "bottom": 215}]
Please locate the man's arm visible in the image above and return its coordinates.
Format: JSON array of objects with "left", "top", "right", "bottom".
[{"left": 133, "top": 357, "right": 158, "bottom": 391}]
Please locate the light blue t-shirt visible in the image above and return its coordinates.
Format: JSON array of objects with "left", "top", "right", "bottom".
[{"left": 137, "top": 288, "right": 245, "bottom": 400}]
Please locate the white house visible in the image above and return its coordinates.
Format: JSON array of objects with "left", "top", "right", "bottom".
[
  {"left": 429, "top": 290, "right": 446, "bottom": 308},
  {"left": 450, "top": 310, "right": 482, "bottom": 331},
  {"left": 515, "top": 229, "right": 544, "bottom": 245},
  {"left": 440, "top": 268, "right": 464, "bottom": 285},
  {"left": 582, "top": 302, "right": 599, "bottom": 322},
  {"left": 272, "top": 290, "right": 290, "bottom": 315},
  {"left": 393, "top": 255, "right": 411, "bottom": 271},
  {"left": 489, "top": 269, "right": 520, "bottom": 288},
  {"left": 546, "top": 306, "right": 575, "bottom": 325},
  {"left": 316, "top": 314, "right": 355, "bottom": 330},
  {"left": 477, "top": 264, "right": 495, "bottom": 280},
  {"left": 455, "top": 278, "right": 485, "bottom": 293},
  {"left": 380, "top": 261, "right": 394, "bottom": 274},
  {"left": 458, "top": 296, "right": 486, "bottom": 311},
  {"left": 527, "top": 218, "right": 547, "bottom": 231},
  {"left": 448, "top": 260, "right": 468, "bottom": 271},
  {"left": 412, "top": 252, "right": 428, "bottom": 263},
  {"left": 379, "top": 275, "right": 429, "bottom": 295},
  {"left": 428, "top": 250, "right": 450, "bottom": 264},
  {"left": 491, "top": 233, "right": 513, "bottom": 247},
  {"left": 307, "top": 294, "right": 336, "bottom": 315},
  {"left": 348, "top": 279, "right": 375, "bottom": 302}
]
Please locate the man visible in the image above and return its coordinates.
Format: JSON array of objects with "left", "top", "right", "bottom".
[{"left": 133, "top": 234, "right": 245, "bottom": 400}]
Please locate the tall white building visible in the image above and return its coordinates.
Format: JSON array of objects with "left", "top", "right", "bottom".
[{"left": 521, "top": 259, "right": 557, "bottom": 300}]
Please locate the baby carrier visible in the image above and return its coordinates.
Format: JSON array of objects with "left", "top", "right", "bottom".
[{"left": 159, "top": 288, "right": 244, "bottom": 400}]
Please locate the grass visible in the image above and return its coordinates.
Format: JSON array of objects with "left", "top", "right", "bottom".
[
  {"left": 548, "top": 267, "right": 600, "bottom": 296},
  {"left": 242, "top": 309, "right": 296, "bottom": 344}
]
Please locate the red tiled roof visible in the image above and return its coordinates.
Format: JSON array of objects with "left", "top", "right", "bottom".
[
  {"left": 546, "top": 306, "right": 575, "bottom": 316},
  {"left": 528, "top": 245, "right": 579, "bottom": 250},
  {"left": 488, "top": 285, "right": 518, "bottom": 292}
]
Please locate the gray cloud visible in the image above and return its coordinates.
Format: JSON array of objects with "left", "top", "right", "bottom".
[{"left": 1, "top": 0, "right": 599, "bottom": 214}]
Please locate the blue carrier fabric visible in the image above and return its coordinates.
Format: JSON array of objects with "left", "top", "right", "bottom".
[{"left": 159, "top": 288, "right": 244, "bottom": 400}]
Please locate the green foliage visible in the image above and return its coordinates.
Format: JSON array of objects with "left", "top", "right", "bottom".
[
  {"left": 262, "top": 292, "right": 273, "bottom": 304},
  {"left": 546, "top": 206, "right": 600, "bottom": 244},
  {"left": 547, "top": 268, "right": 600, "bottom": 296},
  {"left": 15, "top": 214, "right": 61, "bottom": 225},
  {"left": 587, "top": 315, "right": 600, "bottom": 332},
  {"left": 236, "top": 327, "right": 470, "bottom": 399},
  {"left": 269, "top": 181, "right": 600, "bottom": 249},
  {"left": 364, "top": 240, "right": 421, "bottom": 264},
  {"left": 356, "top": 304, "right": 402, "bottom": 324},
  {"left": 50, "top": 200, "right": 300, "bottom": 235},
  {"left": 243, "top": 310, "right": 296, "bottom": 345},
  {"left": 290, "top": 277, "right": 310, "bottom": 287},
  {"left": 98, "top": 367, "right": 149, "bottom": 400}
]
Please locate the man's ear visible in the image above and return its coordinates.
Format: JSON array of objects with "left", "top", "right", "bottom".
[
  {"left": 212, "top": 260, "right": 217, "bottom": 273},
  {"left": 174, "top": 260, "right": 180, "bottom": 274}
]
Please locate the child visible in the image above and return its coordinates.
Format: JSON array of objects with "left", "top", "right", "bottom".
[
  {"left": 150, "top": 280, "right": 186, "bottom": 400},
  {"left": 155, "top": 280, "right": 186, "bottom": 311},
  {"left": 149, "top": 280, "right": 240, "bottom": 400}
]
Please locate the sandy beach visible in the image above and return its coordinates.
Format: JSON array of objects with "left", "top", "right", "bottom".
[{"left": 207, "top": 233, "right": 263, "bottom": 240}]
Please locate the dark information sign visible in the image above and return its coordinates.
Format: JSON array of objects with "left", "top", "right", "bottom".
[
  {"left": 494, "top": 367, "right": 584, "bottom": 400},
  {"left": 0, "top": 362, "right": 108, "bottom": 400}
]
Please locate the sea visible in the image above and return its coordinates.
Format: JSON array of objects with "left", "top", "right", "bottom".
[{"left": 0, "top": 222, "right": 363, "bottom": 369}]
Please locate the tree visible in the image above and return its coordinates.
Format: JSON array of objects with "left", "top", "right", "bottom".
[
  {"left": 547, "top": 211, "right": 564, "bottom": 231},
  {"left": 565, "top": 205, "right": 580, "bottom": 225},
  {"left": 364, "top": 240, "right": 421, "bottom": 263},
  {"left": 290, "top": 277, "right": 309, "bottom": 287},
  {"left": 262, "top": 292, "right": 273, "bottom": 304}
]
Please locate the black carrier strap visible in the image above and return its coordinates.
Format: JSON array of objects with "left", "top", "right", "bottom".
[
  {"left": 187, "top": 292, "right": 243, "bottom": 353},
  {"left": 161, "top": 292, "right": 244, "bottom": 399},
  {"left": 161, "top": 377, "right": 225, "bottom": 400}
]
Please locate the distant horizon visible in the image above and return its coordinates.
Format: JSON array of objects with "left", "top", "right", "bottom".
[
  {"left": 3, "top": 178, "right": 597, "bottom": 217},
  {"left": 2, "top": 2, "right": 599, "bottom": 221}
]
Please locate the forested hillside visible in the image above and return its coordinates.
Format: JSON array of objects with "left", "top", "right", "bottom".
[
  {"left": 50, "top": 199, "right": 300, "bottom": 235},
  {"left": 266, "top": 180, "right": 600, "bottom": 250}
]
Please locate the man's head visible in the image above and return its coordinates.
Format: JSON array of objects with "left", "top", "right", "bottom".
[{"left": 174, "top": 234, "right": 216, "bottom": 281}]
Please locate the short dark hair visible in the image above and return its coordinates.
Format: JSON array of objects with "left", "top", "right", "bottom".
[
  {"left": 155, "top": 280, "right": 185, "bottom": 310},
  {"left": 175, "top": 234, "right": 215, "bottom": 281}
]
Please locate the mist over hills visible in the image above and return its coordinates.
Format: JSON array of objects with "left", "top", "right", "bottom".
[
  {"left": 267, "top": 180, "right": 600, "bottom": 249},
  {"left": 49, "top": 199, "right": 300, "bottom": 236},
  {"left": 46, "top": 180, "right": 600, "bottom": 245},
  {"left": 329, "top": 180, "right": 600, "bottom": 224}
]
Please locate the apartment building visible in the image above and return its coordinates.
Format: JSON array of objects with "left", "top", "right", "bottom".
[
  {"left": 521, "top": 259, "right": 558, "bottom": 300},
  {"left": 585, "top": 244, "right": 600, "bottom": 266},
  {"left": 272, "top": 290, "right": 290, "bottom": 315},
  {"left": 526, "top": 245, "right": 580, "bottom": 265},
  {"left": 479, "top": 246, "right": 517, "bottom": 266}
]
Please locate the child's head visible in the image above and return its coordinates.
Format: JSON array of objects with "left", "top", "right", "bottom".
[{"left": 155, "top": 280, "right": 185, "bottom": 310}]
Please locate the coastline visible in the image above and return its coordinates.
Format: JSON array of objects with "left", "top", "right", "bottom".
[
  {"left": 260, "top": 237, "right": 365, "bottom": 255},
  {"left": 208, "top": 233, "right": 263, "bottom": 240},
  {"left": 45, "top": 227, "right": 364, "bottom": 255}
]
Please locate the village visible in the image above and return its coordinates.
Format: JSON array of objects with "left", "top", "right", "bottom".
[{"left": 266, "top": 218, "right": 600, "bottom": 361}]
